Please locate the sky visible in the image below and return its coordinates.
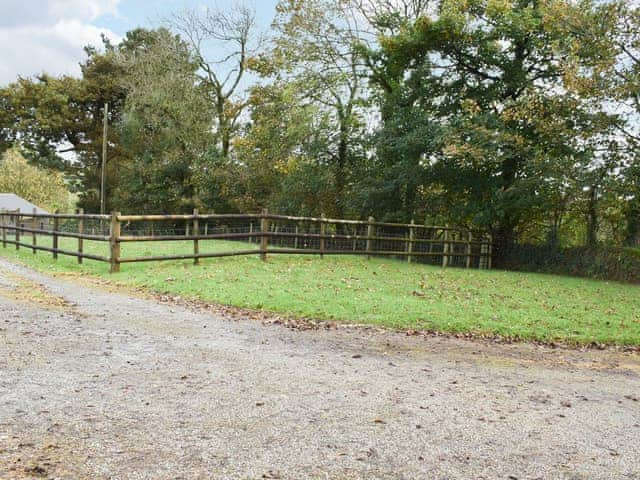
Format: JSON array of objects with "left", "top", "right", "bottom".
[{"left": 0, "top": 0, "right": 278, "bottom": 86}]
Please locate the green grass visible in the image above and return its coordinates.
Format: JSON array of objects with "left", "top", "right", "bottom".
[{"left": 2, "top": 235, "right": 640, "bottom": 346}]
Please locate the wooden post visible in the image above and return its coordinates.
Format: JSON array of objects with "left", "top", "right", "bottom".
[
  {"left": 407, "top": 220, "right": 415, "bottom": 264},
  {"left": 260, "top": 208, "right": 269, "bottom": 261},
  {"left": 466, "top": 231, "right": 473, "bottom": 269},
  {"left": 294, "top": 223, "right": 299, "bottom": 249},
  {"left": 204, "top": 222, "right": 208, "bottom": 236},
  {"left": 77, "top": 208, "right": 84, "bottom": 264},
  {"left": 1, "top": 210, "right": 6, "bottom": 248},
  {"left": 488, "top": 234, "right": 493, "bottom": 270},
  {"left": 442, "top": 228, "right": 449, "bottom": 268},
  {"left": 15, "top": 209, "right": 20, "bottom": 250},
  {"left": 52, "top": 210, "right": 59, "bottom": 259},
  {"left": 193, "top": 208, "right": 199, "bottom": 266},
  {"left": 429, "top": 228, "right": 435, "bottom": 254},
  {"left": 320, "top": 215, "right": 326, "bottom": 258},
  {"left": 366, "top": 216, "right": 375, "bottom": 259},
  {"left": 185, "top": 220, "right": 190, "bottom": 237},
  {"left": 353, "top": 225, "right": 357, "bottom": 251},
  {"left": 480, "top": 240, "right": 487, "bottom": 269},
  {"left": 249, "top": 222, "right": 254, "bottom": 243},
  {"left": 109, "top": 212, "right": 121, "bottom": 273},
  {"left": 32, "top": 208, "right": 37, "bottom": 254}
]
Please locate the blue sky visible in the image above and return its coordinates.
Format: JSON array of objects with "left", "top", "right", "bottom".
[
  {"left": 0, "top": 0, "right": 278, "bottom": 85},
  {"left": 97, "top": 1, "right": 278, "bottom": 37}
]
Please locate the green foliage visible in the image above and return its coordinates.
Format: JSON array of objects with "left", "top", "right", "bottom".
[
  {"left": 116, "top": 29, "right": 214, "bottom": 213},
  {"left": 358, "top": 0, "right": 619, "bottom": 261},
  {"left": 0, "top": 149, "right": 72, "bottom": 212},
  {"left": 266, "top": 0, "right": 369, "bottom": 217},
  {"left": 502, "top": 243, "right": 640, "bottom": 284},
  {"left": 234, "top": 82, "right": 338, "bottom": 215}
]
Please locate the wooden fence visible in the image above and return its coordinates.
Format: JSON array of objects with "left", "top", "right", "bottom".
[{"left": 0, "top": 209, "right": 493, "bottom": 273}]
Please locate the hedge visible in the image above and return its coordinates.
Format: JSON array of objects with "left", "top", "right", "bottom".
[{"left": 501, "top": 244, "right": 640, "bottom": 284}]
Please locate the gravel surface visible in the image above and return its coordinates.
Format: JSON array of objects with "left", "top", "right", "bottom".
[{"left": 0, "top": 258, "right": 639, "bottom": 480}]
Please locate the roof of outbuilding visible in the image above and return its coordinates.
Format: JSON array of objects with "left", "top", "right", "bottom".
[{"left": 0, "top": 193, "right": 50, "bottom": 214}]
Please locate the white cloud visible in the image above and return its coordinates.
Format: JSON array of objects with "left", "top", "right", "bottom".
[
  {"left": 0, "top": 0, "right": 121, "bottom": 27},
  {"left": 0, "top": 0, "right": 122, "bottom": 85},
  {"left": 48, "top": 0, "right": 121, "bottom": 23}
]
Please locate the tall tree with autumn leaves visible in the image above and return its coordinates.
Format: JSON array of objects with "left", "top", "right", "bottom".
[{"left": 356, "top": 0, "right": 621, "bottom": 261}]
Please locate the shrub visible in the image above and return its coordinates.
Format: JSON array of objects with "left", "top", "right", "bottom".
[{"left": 502, "top": 244, "right": 640, "bottom": 284}]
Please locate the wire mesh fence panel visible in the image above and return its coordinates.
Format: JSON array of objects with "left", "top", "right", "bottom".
[
  {"left": 116, "top": 214, "right": 262, "bottom": 263},
  {"left": 0, "top": 211, "right": 111, "bottom": 262},
  {"left": 0, "top": 210, "right": 493, "bottom": 270}
]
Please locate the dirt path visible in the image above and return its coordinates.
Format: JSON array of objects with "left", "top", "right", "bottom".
[{"left": 0, "top": 259, "right": 639, "bottom": 480}]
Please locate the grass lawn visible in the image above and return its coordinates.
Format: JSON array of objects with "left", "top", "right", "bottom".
[{"left": 1, "top": 235, "right": 639, "bottom": 346}]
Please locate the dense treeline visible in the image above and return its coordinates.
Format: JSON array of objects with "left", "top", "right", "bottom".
[{"left": 1, "top": 0, "right": 639, "bottom": 265}]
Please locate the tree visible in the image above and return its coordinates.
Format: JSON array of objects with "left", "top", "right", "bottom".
[
  {"left": 0, "top": 29, "right": 206, "bottom": 214},
  {"left": 267, "top": 0, "right": 369, "bottom": 217},
  {"left": 0, "top": 35, "right": 130, "bottom": 212},
  {"left": 562, "top": 0, "right": 640, "bottom": 246},
  {"left": 0, "top": 149, "right": 72, "bottom": 212},
  {"left": 169, "top": 4, "right": 262, "bottom": 159},
  {"left": 358, "top": 0, "right": 618, "bottom": 260},
  {"left": 596, "top": 1, "right": 640, "bottom": 247},
  {"left": 234, "top": 82, "right": 336, "bottom": 215},
  {"left": 116, "top": 29, "right": 215, "bottom": 214}
]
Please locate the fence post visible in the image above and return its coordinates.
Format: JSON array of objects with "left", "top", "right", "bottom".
[
  {"left": 1, "top": 210, "right": 5, "bottom": 248},
  {"left": 15, "top": 209, "right": 20, "bottom": 250},
  {"left": 32, "top": 208, "right": 37, "bottom": 254},
  {"left": 320, "top": 214, "right": 326, "bottom": 258},
  {"left": 77, "top": 208, "right": 84, "bottom": 264},
  {"left": 260, "top": 208, "right": 269, "bottom": 261},
  {"left": 480, "top": 239, "right": 487, "bottom": 269},
  {"left": 488, "top": 234, "right": 493, "bottom": 270},
  {"left": 407, "top": 219, "right": 415, "bottom": 264},
  {"left": 366, "top": 216, "right": 375, "bottom": 259},
  {"left": 353, "top": 225, "right": 357, "bottom": 251},
  {"left": 193, "top": 208, "right": 200, "bottom": 266},
  {"left": 294, "top": 223, "right": 299, "bottom": 250},
  {"left": 466, "top": 231, "right": 473, "bottom": 269},
  {"left": 52, "top": 210, "right": 59, "bottom": 259},
  {"left": 109, "top": 212, "right": 121, "bottom": 273},
  {"left": 442, "top": 228, "right": 449, "bottom": 267}
]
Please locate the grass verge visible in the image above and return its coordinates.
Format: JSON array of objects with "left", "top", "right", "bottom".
[{"left": 1, "top": 236, "right": 639, "bottom": 346}]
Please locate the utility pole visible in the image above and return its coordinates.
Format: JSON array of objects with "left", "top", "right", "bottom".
[{"left": 100, "top": 102, "right": 109, "bottom": 215}]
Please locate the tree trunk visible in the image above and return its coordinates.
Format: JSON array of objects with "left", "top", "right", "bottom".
[
  {"left": 404, "top": 182, "right": 417, "bottom": 224},
  {"left": 491, "top": 220, "right": 517, "bottom": 268},
  {"left": 334, "top": 125, "right": 348, "bottom": 219},
  {"left": 491, "top": 155, "right": 520, "bottom": 266},
  {"left": 586, "top": 185, "right": 598, "bottom": 247},
  {"left": 624, "top": 197, "right": 640, "bottom": 247},
  {"left": 221, "top": 132, "right": 230, "bottom": 158}
]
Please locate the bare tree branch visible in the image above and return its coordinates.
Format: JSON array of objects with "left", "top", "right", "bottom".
[{"left": 167, "top": 4, "right": 263, "bottom": 157}]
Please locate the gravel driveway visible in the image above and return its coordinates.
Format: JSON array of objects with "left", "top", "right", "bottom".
[{"left": 0, "top": 258, "right": 639, "bottom": 479}]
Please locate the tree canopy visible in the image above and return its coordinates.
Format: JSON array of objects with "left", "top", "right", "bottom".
[{"left": 1, "top": 0, "right": 639, "bottom": 260}]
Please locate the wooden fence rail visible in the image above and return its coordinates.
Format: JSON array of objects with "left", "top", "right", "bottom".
[{"left": 0, "top": 208, "right": 493, "bottom": 273}]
